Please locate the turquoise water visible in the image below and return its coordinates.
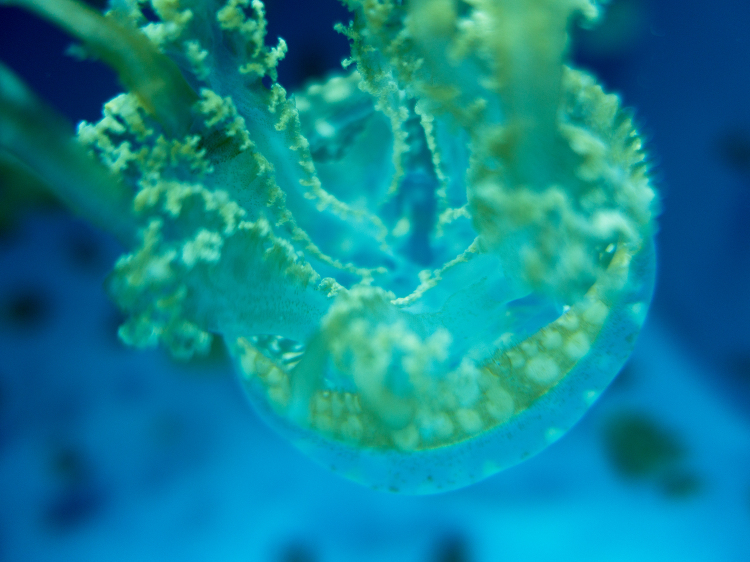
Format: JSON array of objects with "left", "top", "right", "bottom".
[{"left": 0, "top": 0, "right": 749, "bottom": 559}]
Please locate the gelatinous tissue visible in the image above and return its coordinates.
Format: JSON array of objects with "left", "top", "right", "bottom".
[{"left": 0, "top": 0, "right": 657, "bottom": 493}]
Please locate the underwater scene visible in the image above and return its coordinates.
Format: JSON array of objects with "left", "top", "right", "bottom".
[{"left": 0, "top": 0, "right": 748, "bottom": 559}]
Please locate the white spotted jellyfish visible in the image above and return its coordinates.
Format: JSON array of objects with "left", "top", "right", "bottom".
[{"left": 0, "top": 0, "right": 657, "bottom": 493}]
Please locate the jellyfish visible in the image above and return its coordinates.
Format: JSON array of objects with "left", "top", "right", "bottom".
[{"left": 0, "top": 0, "right": 657, "bottom": 493}]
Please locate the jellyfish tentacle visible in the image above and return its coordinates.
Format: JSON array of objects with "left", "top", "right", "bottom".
[
  {"left": 2, "top": 0, "right": 198, "bottom": 137},
  {"left": 0, "top": 61, "right": 136, "bottom": 244}
]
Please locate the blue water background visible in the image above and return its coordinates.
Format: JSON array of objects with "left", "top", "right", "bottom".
[{"left": 0, "top": 0, "right": 749, "bottom": 560}]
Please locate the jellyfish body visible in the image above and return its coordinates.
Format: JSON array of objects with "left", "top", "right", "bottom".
[{"left": 0, "top": 0, "right": 657, "bottom": 493}]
